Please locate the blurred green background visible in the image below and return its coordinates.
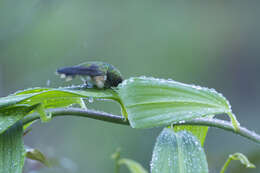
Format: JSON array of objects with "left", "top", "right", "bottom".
[{"left": 1, "top": 0, "right": 260, "bottom": 173}]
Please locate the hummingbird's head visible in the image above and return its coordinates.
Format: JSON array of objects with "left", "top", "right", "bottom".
[{"left": 105, "top": 64, "right": 123, "bottom": 88}]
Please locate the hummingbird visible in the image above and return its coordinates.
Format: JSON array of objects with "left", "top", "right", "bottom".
[{"left": 56, "top": 61, "right": 123, "bottom": 89}]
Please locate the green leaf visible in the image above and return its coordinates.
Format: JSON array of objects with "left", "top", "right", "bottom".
[
  {"left": 220, "top": 153, "right": 255, "bottom": 173},
  {"left": 0, "top": 93, "right": 36, "bottom": 109},
  {"left": 17, "top": 87, "right": 118, "bottom": 109},
  {"left": 151, "top": 128, "right": 208, "bottom": 173},
  {"left": 0, "top": 86, "right": 120, "bottom": 125},
  {"left": 230, "top": 153, "right": 256, "bottom": 168},
  {"left": 14, "top": 87, "right": 51, "bottom": 95},
  {"left": 26, "top": 148, "right": 50, "bottom": 167},
  {"left": 0, "top": 105, "right": 37, "bottom": 134},
  {"left": 119, "top": 159, "right": 148, "bottom": 173},
  {"left": 173, "top": 125, "right": 209, "bottom": 147},
  {"left": 0, "top": 87, "right": 118, "bottom": 110},
  {"left": 0, "top": 121, "right": 25, "bottom": 173},
  {"left": 117, "top": 77, "right": 237, "bottom": 129},
  {"left": 173, "top": 115, "right": 214, "bottom": 146},
  {"left": 0, "top": 86, "right": 122, "bottom": 133}
]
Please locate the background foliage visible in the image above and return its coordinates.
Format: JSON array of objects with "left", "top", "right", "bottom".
[{"left": 0, "top": 1, "right": 259, "bottom": 173}]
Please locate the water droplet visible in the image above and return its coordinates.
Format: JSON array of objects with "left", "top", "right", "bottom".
[
  {"left": 128, "top": 78, "right": 134, "bottom": 82},
  {"left": 88, "top": 97, "right": 94, "bottom": 103},
  {"left": 178, "top": 120, "right": 186, "bottom": 124}
]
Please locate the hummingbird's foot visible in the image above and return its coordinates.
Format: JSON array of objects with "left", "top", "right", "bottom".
[{"left": 93, "top": 76, "right": 106, "bottom": 89}]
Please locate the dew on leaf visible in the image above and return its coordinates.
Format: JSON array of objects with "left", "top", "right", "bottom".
[{"left": 88, "top": 97, "right": 94, "bottom": 103}]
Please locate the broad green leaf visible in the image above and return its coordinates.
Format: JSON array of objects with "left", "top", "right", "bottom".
[
  {"left": 220, "top": 153, "right": 255, "bottom": 173},
  {"left": 14, "top": 87, "right": 52, "bottom": 95},
  {"left": 173, "top": 125, "right": 209, "bottom": 147},
  {"left": 0, "top": 105, "right": 37, "bottom": 134},
  {"left": 17, "top": 87, "right": 118, "bottom": 109},
  {"left": 117, "top": 77, "right": 235, "bottom": 129},
  {"left": 0, "top": 121, "right": 25, "bottom": 173},
  {"left": 26, "top": 148, "right": 50, "bottom": 167},
  {"left": 173, "top": 115, "right": 214, "bottom": 146},
  {"left": 151, "top": 128, "right": 208, "bottom": 173},
  {"left": 0, "top": 86, "right": 118, "bottom": 110},
  {"left": 0, "top": 93, "right": 36, "bottom": 109},
  {"left": 119, "top": 159, "right": 148, "bottom": 173},
  {"left": 0, "top": 86, "right": 120, "bottom": 122},
  {"left": 0, "top": 86, "right": 121, "bottom": 133}
]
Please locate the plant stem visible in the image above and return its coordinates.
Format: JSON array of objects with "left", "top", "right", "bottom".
[
  {"left": 220, "top": 156, "right": 232, "bottom": 173},
  {"left": 115, "top": 159, "right": 120, "bottom": 173},
  {"left": 112, "top": 149, "right": 121, "bottom": 173},
  {"left": 22, "top": 108, "right": 260, "bottom": 144},
  {"left": 23, "top": 108, "right": 129, "bottom": 126},
  {"left": 172, "top": 118, "right": 260, "bottom": 144}
]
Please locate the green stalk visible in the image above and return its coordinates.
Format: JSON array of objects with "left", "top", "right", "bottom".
[{"left": 22, "top": 108, "right": 260, "bottom": 144}]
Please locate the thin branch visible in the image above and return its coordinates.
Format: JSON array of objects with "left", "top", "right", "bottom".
[
  {"left": 22, "top": 108, "right": 260, "bottom": 144},
  {"left": 22, "top": 108, "right": 129, "bottom": 126},
  {"left": 171, "top": 118, "right": 260, "bottom": 144}
]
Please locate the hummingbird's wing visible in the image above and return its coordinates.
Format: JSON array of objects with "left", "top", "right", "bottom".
[{"left": 57, "top": 64, "right": 105, "bottom": 76}]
